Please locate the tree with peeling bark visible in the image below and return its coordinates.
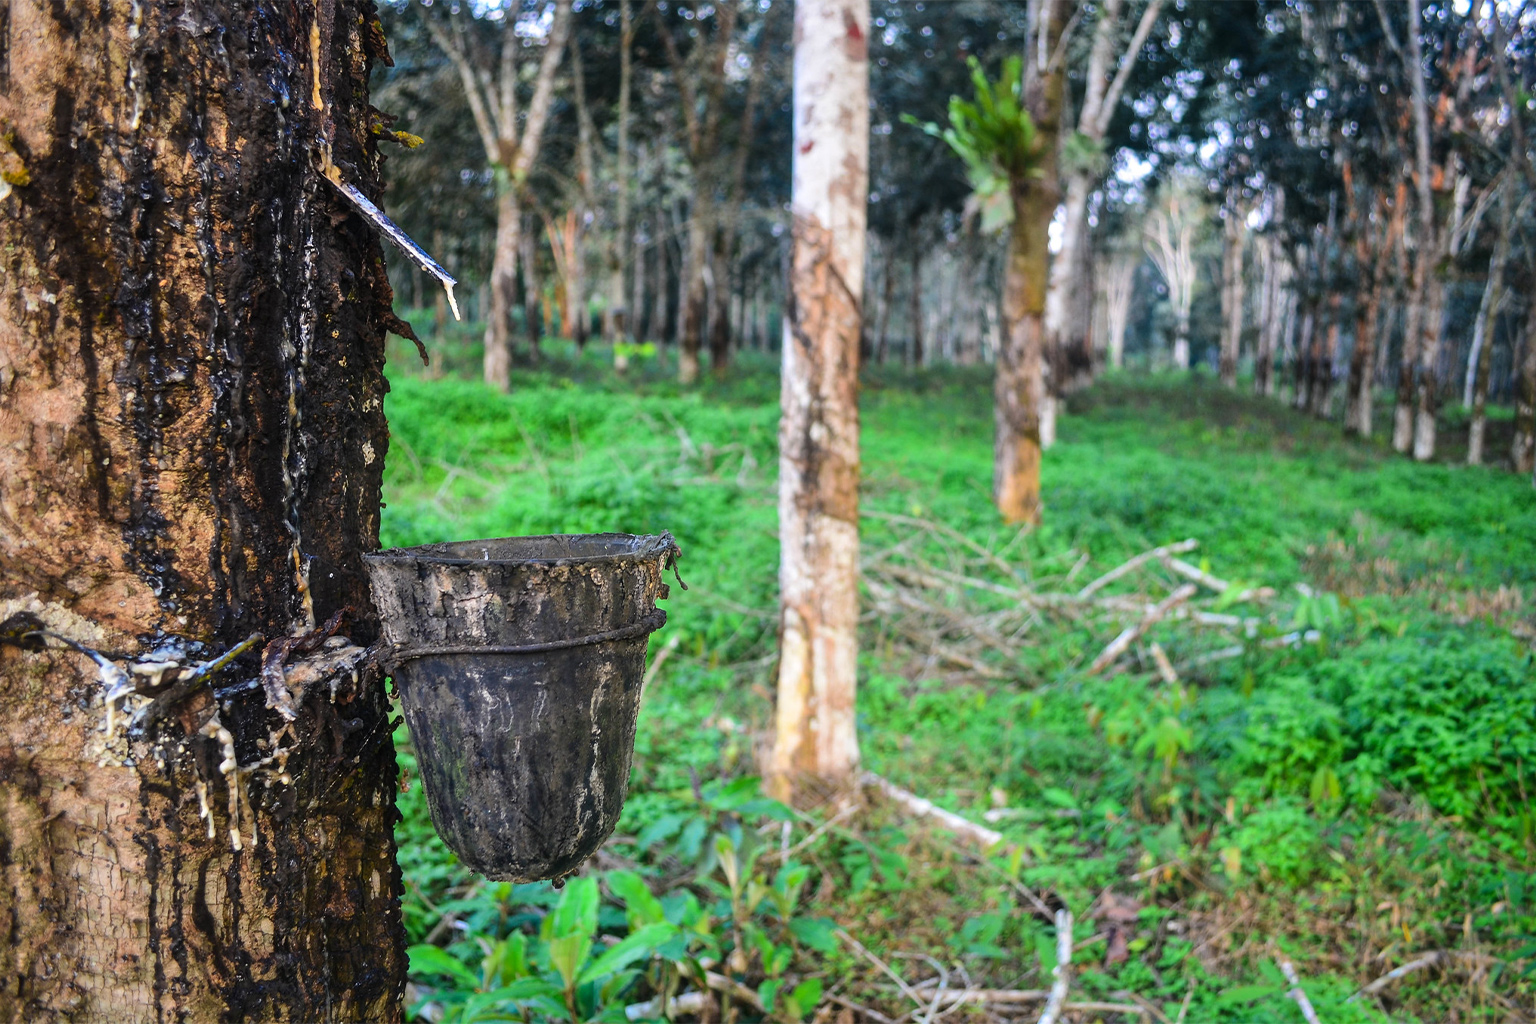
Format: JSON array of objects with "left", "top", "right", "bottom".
[
  {"left": 770, "top": 0, "right": 869, "bottom": 804},
  {"left": 423, "top": 0, "right": 573, "bottom": 392},
  {"left": 1144, "top": 179, "right": 1200, "bottom": 371},
  {"left": 1217, "top": 193, "right": 1247, "bottom": 388},
  {"left": 1043, "top": 0, "right": 1163, "bottom": 422},
  {"left": 0, "top": 2, "right": 404, "bottom": 1019}
]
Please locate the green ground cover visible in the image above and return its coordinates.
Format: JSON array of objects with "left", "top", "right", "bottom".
[{"left": 384, "top": 337, "right": 1536, "bottom": 1023}]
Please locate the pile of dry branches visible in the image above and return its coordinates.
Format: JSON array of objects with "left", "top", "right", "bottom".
[{"left": 860, "top": 511, "right": 1298, "bottom": 685}]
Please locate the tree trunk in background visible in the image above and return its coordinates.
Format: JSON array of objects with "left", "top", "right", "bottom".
[
  {"left": 1218, "top": 206, "right": 1244, "bottom": 388},
  {"left": 520, "top": 220, "right": 543, "bottom": 362},
  {"left": 486, "top": 188, "right": 522, "bottom": 385},
  {"left": 1044, "top": 0, "right": 1162, "bottom": 391},
  {"left": 1513, "top": 317, "right": 1536, "bottom": 477},
  {"left": 993, "top": 0, "right": 1064, "bottom": 525},
  {"left": 0, "top": 3, "right": 403, "bottom": 1019},
  {"left": 708, "top": 233, "right": 732, "bottom": 375},
  {"left": 1412, "top": 273, "right": 1445, "bottom": 461},
  {"left": 875, "top": 254, "right": 893, "bottom": 364},
  {"left": 909, "top": 247, "right": 924, "bottom": 367},
  {"left": 607, "top": 2, "right": 635, "bottom": 344},
  {"left": 1394, "top": 0, "right": 1436, "bottom": 456},
  {"left": 1103, "top": 254, "right": 1136, "bottom": 371},
  {"left": 771, "top": 0, "right": 868, "bottom": 805},
  {"left": 1467, "top": 182, "right": 1510, "bottom": 466},
  {"left": 1346, "top": 258, "right": 1384, "bottom": 435},
  {"left": 680, "top": 201, "right": 710, "bottom": 383},
  {"left": 1315, "top": 295, "right": 1341, "bottom": 418}
]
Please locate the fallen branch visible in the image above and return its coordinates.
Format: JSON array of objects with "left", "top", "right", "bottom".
[
  {"left": 1116, "top": 990, "right": 1173, "bottom": 1024},
  {"left": 1086, "top": 584, "right": 1198, "bottom": 675},
  {"left": 1036, "top": 909, "right": 1075, "bottom": 1024},
  {"left": 1077, "top": 540, "right": 1198, "bottom": 600},
  {"left": 863, "top": 772, "right": 1005, "bottom": 850},
  {"left": 1279, "top": 960, "right": 1321, "bottom": 1024},
  {"left": 703, "top": 970, "right": 766, "bottom": 1013},
  {"left": 1347, "top": 950, "right": 1499, "bottom": 1002},
  {"left": 624, "top": 990, "right": 711, "bottom": 1020},
  {"left": 1161, "top": 555, "right": 1231, "bottom": 593},
  {"left": 837, "top": 928, "right": 929, "bottom": 1010}
]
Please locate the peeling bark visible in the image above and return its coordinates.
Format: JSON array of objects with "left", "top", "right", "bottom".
[
  {"left": 770, "top": 0, "right": 868, "bottom": 804},
  {"left": 0, "top": 2, "right": 404, "bottom": 1019}
]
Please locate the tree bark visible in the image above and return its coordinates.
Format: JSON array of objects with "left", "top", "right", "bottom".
[
  {"left": 1513, "top": 317, "right": 1536, "bottom": 477},
  {"left": 875, "top": 252, "right": 893, "bottom": 364},
  {"left": 1467, "top": 182, "right": 1510, "bottom": 465},
  {"left": 771, "top": 0, "right": 868, "bottom": 804},
  {"left": 679, "top": 202, "right": 711, "bottom": 383},
  {"left": 1393, "top": 0, "right": 1436, "bottom": 455},
  {"left": 992, "top": 0, "right": 1065, "bottom": 525},
  {"left": 424, "top": 0, "right": 570, "bottom": 391},
  {"left": 0, "top": 3, "right": 404, "bottom": 1019},
  {"left": 1218, "top": 204, "right": 1244, "bottom": 388},
  {"left": 1044, "top": 0, "right": 1162, "bottom": 390},
  {"left": 908, "top": 246, "right": 925, "bottom": 367},
  {"left": 606, "top": 2, "right": 636, "bottom": 344},
  {"left": 520, "top": 218, "right": 543, "bottom": 362}
]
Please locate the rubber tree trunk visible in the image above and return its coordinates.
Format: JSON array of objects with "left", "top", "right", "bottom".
[
  {"left": 1467, "top": 185, "right": 1510, "bottom": 466},
  {"left": 908, "top": 246, "right": 925, "bottom": 367},
  {"left": 770, "top": 0, "right": 868, "bottom": 804},
  {"left": 520, "top": 218, "right": 543, "bottom": 363},
  {"left": 485, "top": 186, "right": 521, "bottom": 389},
  {"left": 1218, "top": 211, "right": 1244, "bottom": 388},
  {"left": 994, "top": 184, "right": 1052, "bottom": 526},
  {"left": 1412, "top": 274, "right": 1446, "bottom": 461},
  {"left": 1345, "top": 228, "right": 1387, "bottom": 436},
  {"left": 679, "top": 200, "right": 711, "bottom": 383},
  {"left": 1512, "top": 317, "right": 1536, "bottom": 477},
  {"left": 0, "top": 3, "right": 403, "bottom": 1019}
]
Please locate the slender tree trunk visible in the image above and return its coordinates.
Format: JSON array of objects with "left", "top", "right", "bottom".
[
  {"left": 485, "top": 188, "right": 521, "bottom": 388},
  {"left": 708, "top": 230, "right": 732, "bottom": 375},
  {"left": 1347, "top": 263, "right": 1384, "bottom": 435},
  {"left": 0, "top": 4, "right": 404, "bottom": 1019},
  {"left": 1467, "top": 184, "right": 1510, "bottom": 465},
  {"left": 995, "top": 197, "right": 1049, "bottom": 525},
  {"left": 679, "top": 201, "right": 710, "bottom": 383},
  {"left": 1513, "top": 317, "right": 1536, "bottom": 476},
  {"left": 909, "top": 246, "right": 924, "bottom": 367},
  {"left": 993, "top": 0, "right": 1064, "bottom": 523},
  {"left": 1313, "top": 294, "right": 1341, "bottom": 419},
  {"left": 607, "top": 2, "right": 635, "bottom": 344},
  {"left": 771, "top": 0, "right": 868, "bottom": 804},
  {"left": 520, "top": 218, "right": 543, "bottom": 362},
  {"left": 1412, "top": 273, "right": 1446, "bottom": 460},
  {"left": 875, "top": 252, "right": 893, "bottom": 364},
  {"left": 1219, "top": 209, "right": 1244, "bottom": 388},
  {"left": 1395, "top": 0, "right": 1436, "bottom": 455}
]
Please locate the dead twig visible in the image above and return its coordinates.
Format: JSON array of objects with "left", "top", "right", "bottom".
[
  {"left": 1347, "top": 950, "right": 1499, "bottom": 1003},
  {"left": 863, "top": 772, "right": 1005, "bottom": 850},
  {"left": 1077, "top": 540, "right": 1198, "bottom": 599},
  {"left": 1087, "top": 584, "right": 1198, "bottom": 675},
  {"left": 838, "top": 928, "right": 929, "bottom": 1011},
  {"left": 1279, "top": 960, "right": 1321, "bottom": 1024},
  {"left": 1115, "top": 990, "right": 1173, "bottom": 1024},
  {"left": 1035, "top": 909, "right": 1074, "bottom": 1024}
]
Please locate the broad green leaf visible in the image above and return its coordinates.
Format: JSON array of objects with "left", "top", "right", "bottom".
[
  {"left": 607, "top": 870, "right": 667, "bottom": 927},
  {"left": 546, "top": 932, "right": 592, "bottom": 991},
  {"left": 408, "top": 943, "right": 480, "bottom": 991},
  {"left": 578, "top": 923, "right": 680, "bottom": 985},
  {"left": 788, "top": 916, "right": 839, "bottom": 953}
]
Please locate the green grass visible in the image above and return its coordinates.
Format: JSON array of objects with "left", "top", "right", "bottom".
[{"left": 384, "top": 336, "right": 1536, "bottom": 1023}]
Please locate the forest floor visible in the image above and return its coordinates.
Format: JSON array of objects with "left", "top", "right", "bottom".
[{"left": 383, "top": 334, "right": 1536, "bottom": 1024}]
